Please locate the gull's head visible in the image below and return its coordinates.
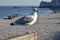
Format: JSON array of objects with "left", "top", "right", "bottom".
[
  {"left": 33, "top": 8, "right": 38, "bottom": 12},
  {"left": 31, "top": 8, "right": 38, "bottom": 15}
]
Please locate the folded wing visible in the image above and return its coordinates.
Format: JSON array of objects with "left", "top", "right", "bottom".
[{"left": 14, "top": 16, "right": 34, "bottom": 24}]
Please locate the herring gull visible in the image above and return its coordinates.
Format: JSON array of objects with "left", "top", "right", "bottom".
[{"left": 10, "top": 8, "right": 38, "bottom": 25}]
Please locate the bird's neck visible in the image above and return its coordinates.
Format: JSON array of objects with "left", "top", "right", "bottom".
[
  {"left": 31, "top": 11, "right": 38, "bottom": 17},
  {"left": 33, "top": 12, "right": 38, "bottom": 18},
  {"left": 34, "top": 12, "right": 37, "bottom": 15}
]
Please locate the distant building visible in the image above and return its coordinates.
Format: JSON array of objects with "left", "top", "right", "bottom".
[
  {"left": 40, "top": 1, "right": 51, "bottom": 7},
  {"left": 51, "top": 0, "right": 60, "bottom": 6},
  {"left": 40, "top": 0, "right": 60, "bottom": 7}
]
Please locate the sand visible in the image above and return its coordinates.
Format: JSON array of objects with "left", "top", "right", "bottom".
[{"left": 0, "top": 13, "right": 60, "bottom": 40}]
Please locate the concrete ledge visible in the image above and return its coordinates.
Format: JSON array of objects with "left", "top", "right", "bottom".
[
  {"left": 0, "top": 13, "right": 60, "bottom": 40},
  {"left": 6, "top": 33, "right": 37, "bottom": 40}
]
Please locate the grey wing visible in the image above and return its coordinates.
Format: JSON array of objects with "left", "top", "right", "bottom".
[
  {"left": 14, "top": 16, "right": 33, "bottom": 24},
  {"left": 24, "top": 16, "right": 34, "bottom": 23},
  {"left": 14, "top": 16, "right": 26, "bottom": 24}
]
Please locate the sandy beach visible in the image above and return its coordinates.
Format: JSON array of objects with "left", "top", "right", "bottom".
[{"left": 0, "top": 13, "right": 60, "bottom": 40}]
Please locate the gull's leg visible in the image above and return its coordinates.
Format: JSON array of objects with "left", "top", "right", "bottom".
[{"left": 25, "top": 25, "right": 31, "bottom": 34}]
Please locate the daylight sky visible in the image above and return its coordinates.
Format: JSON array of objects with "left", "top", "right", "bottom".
[{"left": 0, "top": 0, "right": 52, "bottom": 6}]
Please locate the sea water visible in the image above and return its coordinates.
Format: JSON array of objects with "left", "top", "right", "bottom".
[{"left": 0, "top": 6, "right": 53, "bottom": 18}]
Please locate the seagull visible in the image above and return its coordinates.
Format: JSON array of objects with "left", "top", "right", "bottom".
[{"left": 10, "top": 8, "right": 38, "bottom": 25}]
